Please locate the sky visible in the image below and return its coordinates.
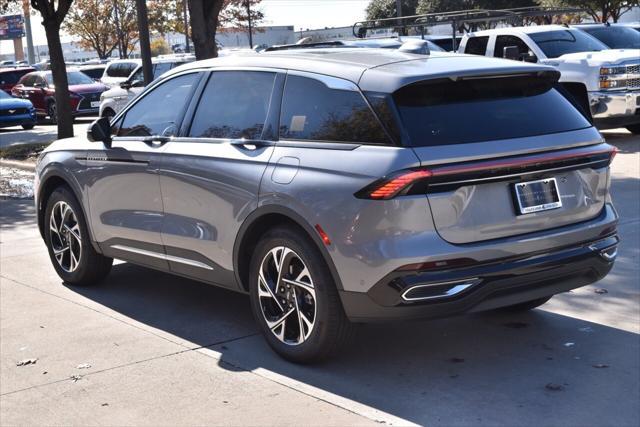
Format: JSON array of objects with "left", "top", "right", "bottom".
[{"left": 0, "top": 0, "right": 371, "bottom": 55}]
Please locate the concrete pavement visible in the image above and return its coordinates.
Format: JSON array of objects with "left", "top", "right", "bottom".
[
  {"left": 0, "top": 130, "right": 638, "bottom": 426},
  {"left": 0, "top": 119, "right": 94, "bottom": 149}
]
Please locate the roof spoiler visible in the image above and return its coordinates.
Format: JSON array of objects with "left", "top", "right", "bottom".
[{"left": 264, "top": 41, "right": 346, "bottom": 52}]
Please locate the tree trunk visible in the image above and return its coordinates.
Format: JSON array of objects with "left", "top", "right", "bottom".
[
  {"left": 43, "top": 21, "right": 74, "bottom": 139},
  {"left": 188, "top": 0, "right": 223, "bottom": 60}
]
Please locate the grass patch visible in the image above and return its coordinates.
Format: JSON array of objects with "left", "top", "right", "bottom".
[{"left": 0, "top": 143, "right": 49, "bottom": 161}]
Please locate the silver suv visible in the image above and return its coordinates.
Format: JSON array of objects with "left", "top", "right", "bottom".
[{"left": 35, "top": 50, "right": 619, "bottom": 362}]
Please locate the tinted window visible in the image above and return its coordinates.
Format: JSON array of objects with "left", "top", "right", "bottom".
[
  {"left": 529, "top": 30, "right": 608, "bottom": 58},
  {"left": 44, "top": 71, "right": 94, "bottom": 85},
  {"left": 107, "top": 62, "right": 138, "bottom": 78},
  {"left": 153, "top": 62, "right": 172, "bottom": 79},
  {"left": 130, "top": 67, "right": 143, "bottom": 83},
  {"left": 394, "top": 76, "right": 591, "bottom": 146},
  {"left": 280, "top": 75, "right": 389, "bottom": 144},
  {"left": 80, "top": 68, "right": 104, "bottom": 79},
  {"left": 580, "top": 26, "right": 640, "bottom": 49},
  {"left": 19, "top": 74, "right": 36, "bottom": 86},
  {"left": 494, "top": 35, "right": 532, "bottom": 59},
  {"left": 465, "top": 36, "right": 489, "bottom": 55},
  {"left": 1, "top": 69, "right": 31, "bottom": 85},
  {"left": 118, "top": 73, "right": 198, "bottom": 137},
  {"left": 189, "top": 71, "right": 275, "bottom": 139}
]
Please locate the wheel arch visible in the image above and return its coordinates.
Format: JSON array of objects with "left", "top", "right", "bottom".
[{"left": 233, "top": 205, "right": 344, "bottom": 293}]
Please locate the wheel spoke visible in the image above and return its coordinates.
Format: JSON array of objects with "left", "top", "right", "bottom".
[
  {"left": 266, "top": 307, "right": 295, "bottom": 330},
  {"left": 64, "top": 224, "right": 81, "bottom": 245},
  {"left": 282, "top": 278, "right": 315, "bottom": 297},
  {"left": 258, "top": 272, "right": 285, "bottom": 312}
]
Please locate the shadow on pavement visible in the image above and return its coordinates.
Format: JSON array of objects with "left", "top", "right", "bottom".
[{"left": 67, "top": 254, "right": 639, "bottom": 426}]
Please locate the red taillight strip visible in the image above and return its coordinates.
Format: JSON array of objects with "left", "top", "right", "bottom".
[
  {"left": 429, "top": 144, "right": 615, "bottom": 179},
  {"left": 356, "top": 144, "right": 615, "bottom": 200}
]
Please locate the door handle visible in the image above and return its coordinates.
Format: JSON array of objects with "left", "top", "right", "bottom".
[{"left": 229, "top": 140, "right": 274, "bottom": 148}]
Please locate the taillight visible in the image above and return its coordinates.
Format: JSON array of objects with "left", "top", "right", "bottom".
[{"left": 356, "top": 169, "right": 432, "bottom": 200}]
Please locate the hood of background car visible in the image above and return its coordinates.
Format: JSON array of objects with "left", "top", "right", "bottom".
[
  {"left": 0, "top": 96, "right": 33, "bottom": 109},
  {"left": 554, "top": 49, "right": 640, "bottom": 65},
  {"left": 69, "top": 83, "right": 108, "bottom": 94}
]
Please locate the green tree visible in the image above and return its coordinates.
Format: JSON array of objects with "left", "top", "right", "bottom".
[
  {"left": 538, "top": 0, "right": 640, "bottom": 22},
  {"left": 365, "top": 0, "right": 420, "bottom": 20}
]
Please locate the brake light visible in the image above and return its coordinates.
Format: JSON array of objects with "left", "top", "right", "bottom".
[{"left": 362, "top": 169, "right": 432, "bottom": 200}]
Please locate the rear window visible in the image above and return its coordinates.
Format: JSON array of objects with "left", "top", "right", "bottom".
[
  {"left": 464, "top": 36, "right": 489, "bottom": 55},
  {"left": 279, "top": 75, "right": 390, "bottom": 144},
  {"left": 1, "top": 69, "right": 32, "bottom": 85},
  {"left": 393, "top": 75, "right": 592, "bottom": 146},
  {"left": 106, "top": 62, "right": 138, "bottom": 78},
  {"left": 80, "top": 68, "right": 104, "bottom": 80}
]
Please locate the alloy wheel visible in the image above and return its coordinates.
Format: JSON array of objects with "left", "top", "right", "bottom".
[
  {"left": 49, "top": 201, "right": 82, "bottom": 273},
  {"left": 258, "top": 246, "right": 317, "bottom": 345}
]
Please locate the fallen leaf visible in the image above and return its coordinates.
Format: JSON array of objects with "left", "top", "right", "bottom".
[
  {"left": 545, "top": 383, "right": 564, "bottom": 391},
  {"left": 594, "top": 288, "right": 608, "bottom": 294},
  {"left": 16, "top": 358, "right": 38, "bottom": 366},
  {"left": 579, "top": 327, "right": 594, "bottom": 333},
  {"left": 101, "top": 403, "right": 109, "bottom": 407},
  {"left": 76, "top": 363, "right": 92, "bottom": 369},
  {"left": 42, "top": 371, "right": 48, "bottom": 375},
  {"left": 70, "top": 375, "right": 82, "bottom": 382},
  {"left": 564, "top": 342, "right": 575, "bottom": 347},
  {"left": 592, "top": 364, "right": 609, "bottom": 369}
]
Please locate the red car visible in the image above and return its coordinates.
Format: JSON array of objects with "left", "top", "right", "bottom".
[
  {"left": 11, "top": 69, "right": 108, "bottom": 123},
  {"left": 0, "top": 67, "right": 35, "bottom": 93}
]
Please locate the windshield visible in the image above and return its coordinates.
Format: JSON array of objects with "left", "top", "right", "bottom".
[
  {"left": 45, "top": 71, "right": 95, "bottom": 86},
  {"left": 0, "top": 90, "right": 10, "bottom": 99},
  {"left": 529, "top": 29, "right": 609, "bottom": 58},
  {"left": 580, "top": 26, "right": 640, "bottom": 49}
]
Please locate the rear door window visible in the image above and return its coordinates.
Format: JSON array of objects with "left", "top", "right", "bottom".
[
  {"left": 153, "top": 62, "right": 172, "bottom": 79},
  {"left": 494, "top": 35, "right": 532, "bottom": 58},
  {"left": 393, "top": 76, "right": 592, "bottom": 146},
  {"left": 464, "top": 36, "right": 489, "bottom": 55},
  {"left": 279, "top": 75, "right": 390, "bottom": 144},
  {"left": 188, "top": 71, "right": 276, "bottom": 140},
  {"left": 118, "top": 73, "right": 199, "bottom": 137}
]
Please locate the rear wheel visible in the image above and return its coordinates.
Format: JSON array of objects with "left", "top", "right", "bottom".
[
  {"left": 47, "top": 101, "right": 57, "bottom": 125},
  {"left": 249, "top": 226, "right": 353, "bottom": 363},
  {"left": 22, "top": 124, "right": 35, "bottom": 130},
  {"left": 101, "top": 107, "right": 115, "bottom": 119},
  {"left": 626, "top": 124, "right": 640, "bottom": 134},
  {"left": 500, "top": 296, "right": 552, "bottom": 312},
  {"left": 44, "top": 186, "right": 112, "bottom": 285}
]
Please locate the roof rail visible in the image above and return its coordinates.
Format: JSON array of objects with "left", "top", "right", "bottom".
[
  {"left": 353, "top": 6, "right": 585, "bottom": 49},
  {"left": 264, "top": 41, "right": 346, "bottom": 52}
]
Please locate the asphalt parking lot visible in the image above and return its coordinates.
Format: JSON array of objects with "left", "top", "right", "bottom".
[{"left": 0, "top": 125, "right": 638, "bottom": 426}]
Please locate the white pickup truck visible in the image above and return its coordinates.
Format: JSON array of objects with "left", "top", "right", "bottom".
[{"left": 458, "top": 25, "right": 640, "bottom": 134}]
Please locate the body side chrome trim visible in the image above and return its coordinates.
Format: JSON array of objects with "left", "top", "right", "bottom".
[{"left": 110, "top": 244, "right": 214, "bottom": 270}]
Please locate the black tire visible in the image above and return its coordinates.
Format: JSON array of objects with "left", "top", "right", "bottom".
[
  {"left": 44, "top": 186, "right": 113, "bottom": 286},
  {"left": 22, "top": 124, "right": 35, "bottom": 130},
  {"left": 47, "top": 101, "right": 57, "bottom": 125},
  {"left": 500, "top": 296, "right": 552, "bottom": 312},
  {"left": 249, "top": 226, "right": 353, "bottom": 363},
  {"left": 626, "top": 124, "right": 640, "bottom": 134}
]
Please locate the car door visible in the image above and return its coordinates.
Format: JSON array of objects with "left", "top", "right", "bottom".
[
  {"left": 157, "top": 69, "right": 282, "bottom": 288},
  {"left": 29, "top": 75, "right": 48, "bottom": 112},
  {"left": 84, "top": 71, "right": 202, "bottom": 270}
]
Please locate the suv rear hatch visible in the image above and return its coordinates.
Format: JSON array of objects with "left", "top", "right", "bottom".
[{"left": 387, "top": 71, "right": 615, "bottom": 244}]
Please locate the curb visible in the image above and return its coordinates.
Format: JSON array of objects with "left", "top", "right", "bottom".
[{"left": 0, "top": 159, "right": 36, "bottom": 172}]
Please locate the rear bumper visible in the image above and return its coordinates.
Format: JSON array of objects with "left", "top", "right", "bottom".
[
  {"left": 589, "top": 90, "right": 640, "bottom": 128},
  {"left": 340, "top": 212, "right": 618, "bottom": 322}
]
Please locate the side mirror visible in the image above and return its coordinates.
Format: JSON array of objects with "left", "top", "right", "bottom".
[
  {"left": 502, "top": 46, "right": 520, "bottom": 61},
  {"left": 120, "top": 81, "right": 131, "bottom": 89},
  {"left": 130, "top": 79, "right": 144, "bottom": 88},
  {"left": 521, "top": 52, "right": 538, "bottom": 63},
  {"left": 87, "top": 117, "right": 112, "bottom": 146}
]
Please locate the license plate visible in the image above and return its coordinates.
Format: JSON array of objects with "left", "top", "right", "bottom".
[
  {"left": 91, "top": 101, "right": 100, "bottom": 108},
  {"left": 513, "top": 178, "right": 562, "bottom": 215}
]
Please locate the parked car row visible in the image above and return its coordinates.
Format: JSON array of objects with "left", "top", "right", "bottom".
[{"left": 0, "top": 89, "right": 36, "bottom": 130}]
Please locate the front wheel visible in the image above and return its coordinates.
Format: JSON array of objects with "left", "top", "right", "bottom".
[
  {"left": 47, "top": 101, "right": 57, "bottom": 125},
  {"left": 626, "top": 124, "right": 640, "bottom": 134},
  {"left": 22, "top": 124, "right": 35, "bottom": 130},
  {"left": 249, "top": 226, "right": 353, "bottom": 363},
  {"left": 44, "top": 186, "right": 113, "bottom": 285}
]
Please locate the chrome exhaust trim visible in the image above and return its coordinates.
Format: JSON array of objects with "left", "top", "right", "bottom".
[{"left": 401, "top": 278, "right": 482, "bottom": 302}]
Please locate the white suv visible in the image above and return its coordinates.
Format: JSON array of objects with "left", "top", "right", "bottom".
[
  {"left": 458, "top": 25, "right": 640, "bottom": 133},
  {"left": 100, "top": 59, "right": 141, "bottom": 88},
  {"left": 99, "top": 57, "right": 194, "bottom": 118}
]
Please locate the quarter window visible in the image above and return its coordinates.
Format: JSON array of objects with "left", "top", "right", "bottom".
[
  {"left": 118, "top": 73, "right": 199, "bottom": 137},
  {"left": 188, "top": 71, "right": 276, "bottom": 140},
  {"left": 464, "top": 36, "right": 489, "bottom": 55},
  {"left": 279, "top": 75, "right": 389, "bottom": 144}
]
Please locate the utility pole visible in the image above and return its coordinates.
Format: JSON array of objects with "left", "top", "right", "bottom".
[
  {"left": 395, "top": 0, "right": 405, "bottom": 36},
  {"left": 135, "top": 0, "right": 153, "bottom": 85},
  {"left": 246, "top": 0, "right": 253, "bottom": 49},
  {"left": 22, "top": 0, "right": 35, "bottom": 64},
  {"left": 183, "top": 0, "right": 190, "bottom": 53}
]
